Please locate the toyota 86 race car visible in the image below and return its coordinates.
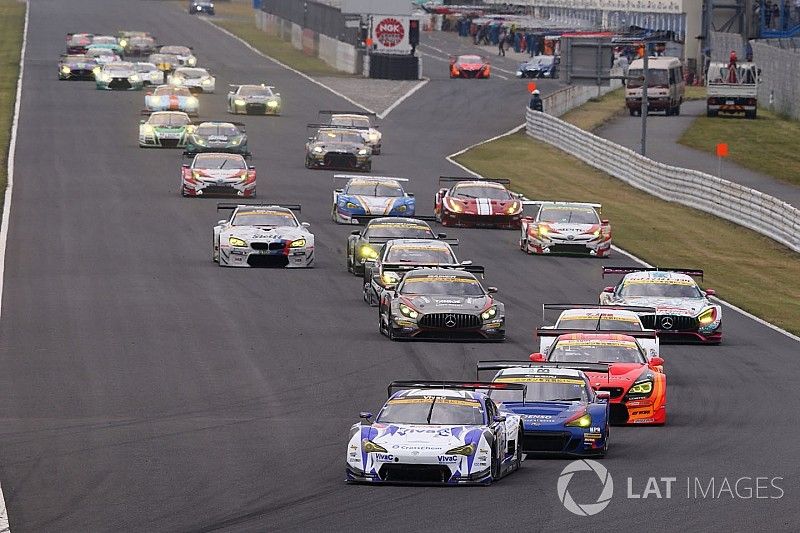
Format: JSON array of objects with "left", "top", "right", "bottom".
[
  {"left": 435, "top": 177, "right": 523, "bottom": 228},
  {"left": 148, "top": 53, "right": 180, "bottom": 73},
  {"left": 346, "top": 381, "right": 524, "bottom": 485},
  {"left": 520, "top": 201, "right": 611, "bottom": 257},
  {"left": 450, "top": 54, "right": 490, "bottom": 79},
  {"left": 213, "top": 204, "right": 313, "bottom": 267},
  {"left": 185, "top": 121, "right": 248, "bottom": 155},
  {"left": 479, "top": 362, "right": 610, "bottom": 457},
  {"left": 168, "top": 67, "right": 215, "bottom": 93},
  {"left": 227, "top": 84, "right": 281, "bottom": 115},
  {"left": 530, "top": 331, "right": 666, "bottom": 425},
  {"left": 66, "top": 33, "right": 94, "bottom": 54},
  {"left": 332, "top": 175, "right": 414, "bottom": 224},
  {"left": 346, "top": 216, "right": 444, "bottom": 275},
  {"left": 599, "top": 267, "right": 722, "bottom": 344},
  {"left": 181, "top": 152, "right": 255, "bottom": 198},
  {"left": 379, "top": 267, "right": 504, "bottom": 341},
  {"left": 139, "top": 111, "right": 194, "bottom": 148},
  {"left": 86, "top": 47, "right": 120, "bottom": 66},
  {"left": 95, "top": 62, "right": 143, "bottom": 90},
  {"left": 58, "top": 54, "right": 97, "bottom": 80},
  {"left": 134, "top": 62, "right": 165, "bottom": 86},
  {"left": 305, "top": 126, "right": 372, "bottom": 172},
  {"left": 144, "top": 85, "right": 198, "bottom": 115},
  {"left": 159, "top": 45, "right": 196, "bottom": 67},
  {"left": 119, "top": 33, "right": 156, "bottom": 57},
  {"left": 321, "top": 110, "right": 382, "bottom": 154}
]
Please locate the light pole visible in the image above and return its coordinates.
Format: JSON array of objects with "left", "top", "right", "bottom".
[{"left": 640, "top": 45, "right": 649, "bottom": 156}]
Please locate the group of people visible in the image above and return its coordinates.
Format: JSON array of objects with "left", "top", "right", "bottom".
[{"left": 759, "top": 0, "right": 800, "bottom": 30}]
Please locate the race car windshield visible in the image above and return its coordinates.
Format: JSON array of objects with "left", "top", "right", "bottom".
[
  {"left": 232, "top": 210, "right": 296, "bottom": 227},
  {"left": 93, "top": 36, "right": 117, "bottom": 45},
  {"left": 149, "top": 114, "right": 190, "bottom": 126},
  {"left": 87, "top": 49, "right": 115, "bottom": 57},
  {"left": 238, "top": 86, "right": 274, "bottom": 97},
  {"left": 153, "top": 86, "right": 191, "bottom": 96},
  {"left": 176, "top": 69, "right": 206, "bottom": 79},
  {"left": 130, "top": 37, "right": 154, "bottom": 46},
  {"left": 194, "top": 155, "right": 246, "bottom": 169},
  {"left": 331, "top": 116, "right": 370, "bottom": 128},
  {"left": 366, "top": 224, "right": 434, "bottom": 239},
  {"left": 400, "top": 276, "right": 484, "bottom": 296},
  {"left": 452, "top": 185, "right": 511, "bottom": 200},
  {"left": 539, "top": 207, "right": 599, "bottom": 224},
  {"left": 68, "top": 34, "right": 92, "bottom": 46},
  {"left": 345, "top": 182, "right": 403, "bottom": 197},
  {"left": 549, "top": 340, "right": 645, "bottom": 363},
  {"left": 134, "top": 63, "right": 156, "bottom": 72},
  {"left": 64, "top": 55, "right": 88, "bottom": 62},
  {"left": 149, "top": 54, "right": 175, "bottom": 63},
  {"left": 557, "top": 316, "right": 643, "bottom": 331},
  {"left": 490, "top": 378, "right": 587, "bottom": 403},
  {"left": 105, "top": 64, "right": 133, "bottom": 72},
  {"left": 458, "top": 55, "right": 482, "bottom": 63},
  {"left": 196, "top": 124, "right": 240, "bottom": 136},
  {"left": 627, "top": 69, "right": 669, "bottom": 88},
  {"left": 317, "top": 131, "right": 363, "bottom": 144},
  {"left": 386, "top": 246, "right": 455, "bottom": 264},
  {"left": 377, "top": 396, "right": 485, "bottom": 425},
  {"left": 528, "top": 56, "right": 554, "bottom": 67},
  {"left": 618, "top": 281, "right": 702, "bottom": 298},
  {"left": 161, "top": 46, "right": 190, "bottom": 55}
]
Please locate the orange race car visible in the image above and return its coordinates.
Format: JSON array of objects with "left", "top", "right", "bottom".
[{"left": 450, "top": 54, "right": 490, "bottom": 79}]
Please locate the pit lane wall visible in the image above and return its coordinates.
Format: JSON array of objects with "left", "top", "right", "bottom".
[{"left": 526, "top": 105, "right": 800, "bottom": 252}]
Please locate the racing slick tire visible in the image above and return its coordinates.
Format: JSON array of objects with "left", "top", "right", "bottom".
[
  {"left": 490, "top": 444, "right": 500, "bottom": 481},
  {"left": 629, "top": 108, "right": 636, "bottom": 116},
  {"left": 212, "top": 235, "right": 219, "bottom": 262},
  {"left": 364, "top": 162, "right": 372, "bottom": 173},
  {"left": 372, "top": 147, "right": 381, "bottom": 155},
  {"left": 304, "top": 156, "right": 312, "bottom": 169}
]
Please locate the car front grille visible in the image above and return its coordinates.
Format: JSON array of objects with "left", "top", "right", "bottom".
[
  {"left": 323, "top": 153, "right": 357, "bottom": 168},
  {"left": 549, "top": 243, "right": 591, "bottom": 254},
  {"left": 251, "top": 242, "right": 285, "bottom": 251},
  {"left": 609, "top": 404, "right": 629, "bottom": 425},
  {"left": 108, "top": 78, "right": 132, "bottom": 89},
  {"left": 521, "top": 432, "right": 571, "bottom": 453},
  {"left": 640, "top": 314, "right": 698, "bottom": 331},
  {"left": 159, "top": 138, "right": 180, "bottom": 148},
  {"left": 378, "top": 464, "right": 451, "bottom": 483},
  {"left": 246, "top": 255, "right": 289, "bottom": 268},
  {"left": 418, "top": 313, "right": 481, "bottom": 330},
  {"left": 246, "top": 103, "right": 266, "bottom": 113}
]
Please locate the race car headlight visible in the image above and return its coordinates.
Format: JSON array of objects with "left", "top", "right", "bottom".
[
  {"left": 290, "top": 238, "right": 306, "bottom": 248},
  {"left": 187, "top": 57, "right": 197, "bottom": 66},
  {"left": 396, "top": 205, "right": 407, "bottom": 212},
  {"left": 593, "top": 228, "right": 601, "bottom": 237},
  {"left": 267, "top": 100, "right": 279, "bottom": 107},
  {"left": 194, "top": 137, "right": 206, "bottom": 145},
  {"left": 345, "top": 201, "right": 359, "bottom": 209},
  {"left": 202, "top": 78, "right": 212, "bottom": 85},
  {"left": 130, "top": 74, "right": 140, "bottom": 82},
  {"left": 444, "top": 197, "right": 464, "bottom": 213},
  {"left": 192, "top": 170, "right": 202, "bottom": 179},
  {"left": 399, "top": 303, "right": 418, "bottom": 319},
  {"left": 698, "top": 307, "right": 718, "bottom": 325},
  {"left": 188, "top": 97, "right": 198, "bottom": 106},
  {"left": 170, "top": 77, "right": 182, "bottom": 85},
  {"left": 382, "top": 272, "right": 400, "bottom": 285},
  {"left": 119, "top": 39, "right": 128, "bottom": 48},
  {"left": 142, "top": 124, "right": 154, "bottom": 134},
  {"left": 445, "top": 443, "right": 476, "bottom": 456},
  {"left": 312, "top": 146, "right": 324, "bottom": 153},
  {"left": 505, "top": 201, "right": 521, "bottom": 214},
  {"left": 362, "top": 440, "right": 387, "bottom": 453},
  {"left": 228, "top": 237, "right": 247, "bottom": 247},
  {"left": 357, "top": 148, "right": 368, "bottom": 155},
  {"left": 60, "top": 66, "right": 71, "bottom": 74},
  {"left": 481, "top": 307, "right": 497, "bottom": 320},
  {"left": 566, "top": 413, "right": 592, "bottom": 428},
  {"left": 92, "top": 66, "right": 101, "bottom": 75},
  {"left": 234, "top": 98, "right": 246, "bottom": 106},
  {"left": 629, "top": 381, "right": 653, "bottom": 395},
  {"left": 368, "top": 132, "right": 379, "bottom": 141},
  {"left": 359, "top": 245, "right": 378, "bottom": 259},
  {"left": 538, "top": 224, "right": 550, "bottom": 236},
  {"left": 230, "top": 137, "right": 241, "bottom": 146}
]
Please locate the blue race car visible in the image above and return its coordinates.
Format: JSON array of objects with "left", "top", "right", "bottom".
[
  {"left": 332, "top": 175, "right": 415, "bottom": 224},
  {"left": 479, "top": 361, "right": 610, "bottom": 457}
]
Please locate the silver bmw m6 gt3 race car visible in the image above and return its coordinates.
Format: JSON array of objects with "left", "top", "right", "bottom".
[{"left": 213, "top": 203, "right": 314, "bottom": 268}]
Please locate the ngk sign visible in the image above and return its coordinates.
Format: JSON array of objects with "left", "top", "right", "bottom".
[{"left": 372, "top": 16, "right": 410, "bottom": 52}]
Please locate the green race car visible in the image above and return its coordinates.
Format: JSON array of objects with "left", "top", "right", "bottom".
[
  {"left": 185, "top": 121, "right": 249, "bottom": 155},
  {"left": 87, "top": 36, "right": 124, "bottom": 56},
  {"left": 139, "top": 111, "right": 194, "bottom": 148}
]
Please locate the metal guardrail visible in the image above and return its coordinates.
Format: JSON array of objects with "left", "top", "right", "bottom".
[{"left": 525, "top": 108, "right": 800, "bottom": 253}]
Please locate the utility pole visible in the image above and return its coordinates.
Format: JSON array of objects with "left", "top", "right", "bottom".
[{"left": 640, "top": 46, "right": 649, "bottom": 156}]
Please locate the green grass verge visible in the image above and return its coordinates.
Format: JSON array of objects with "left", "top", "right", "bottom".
[
  {"left": 678, "top": 109, "right": 800, "bottom": 188},
  {"left": 0, "top": 0, "right": 26, "bottom": 206},
  {"left": 455, "top": 133, "right": 800, "bottom": 336},
  {"left": 211, "top": 1, "right": 354, "bottom": 77}
]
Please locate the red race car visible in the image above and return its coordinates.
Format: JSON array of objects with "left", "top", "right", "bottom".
[
  {"left": 434, "top": 176, "right": 523, "bottom": 229},
  {"left": 530, "top": 330, "right": 666, "bottom": 425},
  {"left": 181, "top": 152, "right": 256, "bottom": 198},
  {"left": 450, "top": 54, "right": 490, "bottom": 79}
]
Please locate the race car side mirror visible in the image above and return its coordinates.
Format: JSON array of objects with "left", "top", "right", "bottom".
[
  {"left": 181, "top": 163, "right": 189, "bottom": 168},
  {"left": 438, "top": 233, "right": 447, "bottom": 238},
  {"left": 248, "top": 165, "right": 255, "bottom": 170},
  {"left": 217, "top": 220, "right": 226, "bottom": 225},
  {"left": 529, "top": 352, "right": 545, "bottom": 362},
  {"left": 139, "top": 119, "right": 145, "bottom": 124},
  {"left": 601, "top": 219, "right": 609, "bottom": 224},
  {"left": 493, "top": 415, "right": 506, "bottom": 423},
  {"left": 146, "top": 91, "right": 152, "bottom": 96},
  {"left": 486, "top": 286, "right": 498, "bottom": 294},
  {"left": 301, "top": 222, "right": 311, "bottom": 227},
  {"left": 359, "top": 412, "right": 372, "bottom": 420},
  {"left": 704, "top": 289, "right": 716, "bottom": 296},
  {"left": 461, "top": 260, "right": 473, "bottom": 266},
  {"left": 350, "top": 230, "right": 360, "bottom": 235},
  {"left": 307, "top": 137, "right": 314, "bottom": 141},
  {"left": 595, "top": 391, "right": 611, "bottom": 402},
  {"left": 522, "top": 216, "right": 533, "bottom": 220},
  {"left": 649, "top": 356, "right": 665, "bottom": 367},
  {"left": 602, "top": 286, "right": 615, "bottom": 293}
]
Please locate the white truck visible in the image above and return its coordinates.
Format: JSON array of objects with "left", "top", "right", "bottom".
[{"left": 706, "top": 61, "right": 760, "bottom": 119}]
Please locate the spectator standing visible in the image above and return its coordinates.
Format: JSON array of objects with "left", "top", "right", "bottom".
[
  {"left": 498, "top": 29, "right": 507, "bottom": 56},
  {"left": 529, "top": 89, "right": 543, "bottom": 111}
]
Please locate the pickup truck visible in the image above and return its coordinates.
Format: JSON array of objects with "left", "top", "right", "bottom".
[{"left": 706, "top": 61, "right": 759, "bottom": 119}]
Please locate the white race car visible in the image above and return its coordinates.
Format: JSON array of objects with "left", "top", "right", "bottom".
[
  {"left": 168, "top": 67, "right": 215, "bottom": 93},
  {"left": 213, "top": 204, "right": 314, "bottom": 268},
  {"left": 227, "top": 84, "right": 281, "bottom": 115},
  {"left": 133, "top": 62, "right": 164, "bottom": 86},
  {"left": 346, "top": 381, "right": 524, "bottom": 485},
  {"left": 520, "top": 201, "right": 611, "bottom": 257},
  {"left": 159, "top": 45, "right": 196, "bottom": 66}
]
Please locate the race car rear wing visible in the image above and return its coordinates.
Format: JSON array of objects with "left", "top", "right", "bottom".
[
  {"left": 541, "top": 303, "right": 657, "bottom": 323},
  {"left": 535, "top": 328, "right": 658, "bottom": 339},
  {"left": 388, "top": 380, "right": 525, "bottom": 398},
  {"left": 319, "top": 110, "right": 376, "bottom": 117},
  {"left": 521, "top": 200, "right": 602, "bottom": 212},
  {"left": 182, "top": 151, "right": 252, "bottom": 160},
  {"left": 306, "top": 123, "right": 371, "bottom": 131},
  {"left": 333, "top": 174, "right": 408, "bottom": 183},
  {"left": 350, "top": 214, "right": 437, "bottom": 225},
  {"left": 602, "top": 266, "right": 704, "bottom": 279},
  {"left": 438, "top": 176, "right": 511, "bottom": 186},
  {"left": 381, "top": 262, "right": 482, "bottom": 276},
  {"left": 216, "top": 202, "right": 301, "bottom": 212},
  {"left": 476, "top": 360, "right": 610, "bottom": 378}
]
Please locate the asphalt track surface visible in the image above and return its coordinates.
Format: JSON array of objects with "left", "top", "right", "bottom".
[{"left": 0, "top": 1, "right": 797, "bottom": 531}]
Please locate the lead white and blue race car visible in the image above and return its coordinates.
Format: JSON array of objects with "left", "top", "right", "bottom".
[
  {"left": 346, "top": 381, "right": 523, "bottom": 485},
  {"left": 332, "top": 175, "right": 415, "bottom": 224}
]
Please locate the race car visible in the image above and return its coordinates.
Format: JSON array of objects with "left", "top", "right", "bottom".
[
  {"left": 168, "top": 67, "right": 215, "bottom": 93},
  {"left": 346, "top": 216, "right": 444, "bottom": 276},
  {"left": 87, "top": 36, "right": 124, "bottom": 57},
  {"left": 58, "top": 54, "right": 97, "bottom": 80},
  {"left": 95, "top": 62, "right": 143, "bottom": 90},
  {"left": 599, "top": 267, "right": 722, "bottom": 344},
  {"left": 138, "top": 111, "right": 194, "bottom": 148},
  {"left": 519, "top": 201, "right": 611, "bottom": 257},
  {"left": 133, "top": 62, "right": 165, "bottom": 86},
  {"left": 119, "top": 33, "right": 156, "bottom": 57},
  {"left": 538, "top": 304, "right": 660, "bottom": 358},
  {"left": 478, "top": 362, "right": 610, "bottom": 457},
  {"left": 66, "top": 33, "right": 93, "bottom": 54},
  {"left": 346, "top": 381, "right": 524, "bottom": 485},
  {"left": 181, "top": 152, "right": 255, "bottom": 198},
  {"left": 148, "top": 53, "right": 180, "bottom": 73},
  {"left": 213, "top": 204, "right": 313, "bottom": 267},
  {"left": 85, "top": 47, "right": 120, "bottom": 66},
  {"left": 321, "top": 110, "right": 382, "bottom": 154},
  {"left": 450, "top": 54, "right": 490, "bottom": 79},
  {"left": 159, "top": 45, "right": 197, "bottom": 67},
  {"left": 227, "top": 84, "right": 281, "bottom": 115},
  {"left": 185, "top": 121, "right": 248, "bottom": 155},
  {"left": 189, "top": 1, "right": 215, "bottom": 15},
  {"left": 144, "top": 85, "right": 198, "bottom": 115},
  {"left": 305, "top": 126, "right": 372, "bottom": 172},
  {"left": 530, "top": 331, "right": 666, "bottom": 425},
  {"left": 516, "top": 55, "right": 560, "bottom": 78},
  {"left": 332, "top": 175, "right": 414, "bottom": 224},
  {"left": 434, "top": 177, "right": 523, "bottom": 229},
  {"left": 362, "top": 238, "right": 467, "bottom": 306},
  {"left": 378, "top": 267, "right": 504, "bottom": 341}
]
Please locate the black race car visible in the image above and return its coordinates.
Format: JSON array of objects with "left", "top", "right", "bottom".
[
  {"left": 58, "top": 54, "right": 97, "bottom": 80},
  {"left": 305, "top": 125, "right": 371, "bottom": 172},
  {"left": 346, "top": 216, "right": 444, "bottom": 276},
  {"left": 189, "top": 1, "right": 215, "bottom": 15},
  {"left": 185, "top": 121, "right": 248, "bottom": 155}
]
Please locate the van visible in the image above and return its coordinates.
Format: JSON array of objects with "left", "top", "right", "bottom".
[{"left": 625, "top": 56, "right": 685, "bottom": 116}]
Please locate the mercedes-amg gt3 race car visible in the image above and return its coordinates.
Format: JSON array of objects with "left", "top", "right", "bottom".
[
  {"left": 516, "top": 54, "right": 559, "bottom": 78},
  {"left": 227, "top": 84, "right": 281, "bottom": 115},
  {"left": 321, "top": 110, "right": 382, "bottom": 154},
  {"left": 168, "top": 67, "right": 215, "bottom": 93},
  {"left": 181, "top": 152, "right": 255, "bottom": 197},
  {"left": 435, "top": 177, "right": 523, "bottom": 228},
  {"left": 346, "top": 216, "right": 443, "bottom": 276},
  {"left": 95, "top": 62, "right": 143, "bottom": 90},
  {"left": 138, "top": 111, "right": 194, "bottom": 148},
  {"left": 479, "top": 362, "right": 610, "bottom": 457},
  {"left": 346, "top": 381, "right": 523, "bottom": 485},
  {"left": 520, "top": 201, "right": 611, "bottom": 257},
  {"left": 332, "top": 175, "right": 414, "bottom": 224},
  {"left": 213, "top": 204, "right": 313, "bottom": 267},
  {"left": 600, "top": 267, "right": 722, "bottom": 344},
  {"left": 185, "top": 121, "right": 248, "bottom": 155},
  {"left": 378, "top": 267, "right": 504, "bottom": 341},
  {"left": 305, "top": 126, "right": 372, "bottom": 172},
  {"left": 58, "top": 54, "right": 97, "bottom": 80},
  {"left": 159, "top": 45, "right": 196, "bottom": 67},
  {"left": 450, "top": 54, "right": 490, "bottom": 78},
  {"left": 133, "top": 62, "right": 165, "bottom": 86},
  {"left": 530, "top": 331, "right": 666, "bottom": 425},
  {"left": 144, "top": 85, "right": 198, "bottom": 115}
]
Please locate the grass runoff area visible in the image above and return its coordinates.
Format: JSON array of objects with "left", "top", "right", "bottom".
[
  {"left": 0, "top": 0, "right": 25, "bottom": 205},
  {"left": 455, "top": 95, "right": 800, "bottom": 335},
  {"left": 210, "top": 0, "right": 353, "bottom": 77}
]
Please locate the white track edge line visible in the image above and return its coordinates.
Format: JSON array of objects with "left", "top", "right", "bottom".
[
  {"left": 377, "top": 78, "right": 429, "bottom": 119},
  {"left": 445, "top": 120, "right": 800, "bottom": 345}
]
